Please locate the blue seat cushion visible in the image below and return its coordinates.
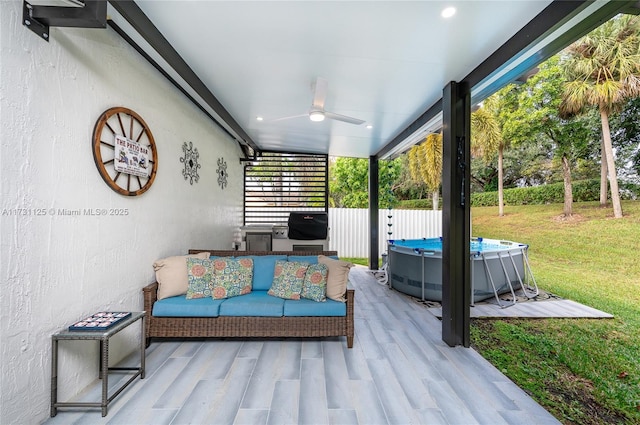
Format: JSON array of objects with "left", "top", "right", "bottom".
[
  {"left": 153, "top": 295, "right": 223, "bottom": 317},
  {"left": 235, "top": 255, "right": 287, "bottom": 291},
  {"left": 283, "top": 298, "right": 346, "bottom": 317},
  {"left": 218, "top": 291, "right": 284, "bottom": 317}
]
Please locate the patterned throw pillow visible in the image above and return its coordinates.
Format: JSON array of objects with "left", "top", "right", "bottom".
[
  {"left": 268, "top": 260, "right": 309, "bottom": 300},
  {"left": 211, "top": 257, "right": 253, "bottom": 299},
  {"left": 185, "top": 257, "right": 214, "bottom": 299},
  {"left": 301, "top": 263, "right": 328, "bottom": 302}
]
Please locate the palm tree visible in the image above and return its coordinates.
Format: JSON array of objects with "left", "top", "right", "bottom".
[
  {"left": 407, "top": 133, "right": 442, "bottom": 210},
  {"left": 471, "top": 96, "right": 504, "bottom": 215},
  {"left": 419, "top": 134, "right": 443, "bottom": 210},
  {"left": 408, "top": 145, "right": 421, "bottom": 183},
  {"left": 560, "top": 14, "right": 640, "bottom": 218}
]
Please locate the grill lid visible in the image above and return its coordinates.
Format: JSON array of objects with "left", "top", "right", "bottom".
[{"left": 287, "top": 212, "right": 328, "bottom": 240}]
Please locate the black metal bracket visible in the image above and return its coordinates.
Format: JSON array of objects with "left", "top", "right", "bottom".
[
  {"left": 23, "top": 2, "right": 50, "bottom": 41},
  {"left": 239, "top": 144, "right": 257, "bottom": 162},
  {"left": 239, "top": 152, "right": 259, "bottom": 164},
  {"left": 22, "top": 0, "right": 107, "bottom": 42}
]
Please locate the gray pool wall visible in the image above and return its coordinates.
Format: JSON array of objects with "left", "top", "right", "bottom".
[{"left": 388, "top": 238, "right": 526, "bottom": 302}]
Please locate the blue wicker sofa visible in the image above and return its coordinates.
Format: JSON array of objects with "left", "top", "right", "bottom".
[{"left": 143, "top": 250, "right": 354, "bottom": 348}]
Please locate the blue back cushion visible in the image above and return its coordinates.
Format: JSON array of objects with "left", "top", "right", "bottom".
[
  {"left": 287, "top": 255, "right": 318, "bottom": 264},
  {"left": 235, "top": 255, "right": 287, "bottom": 291}
]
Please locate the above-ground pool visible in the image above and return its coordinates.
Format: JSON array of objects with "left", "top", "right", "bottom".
[{"left": 387, "top": 237, "right": 537, "bottom": 304}]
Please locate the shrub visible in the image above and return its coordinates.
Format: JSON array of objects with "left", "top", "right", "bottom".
[
  {"left": 470, "top": 179, "right": 601, "bottom": 207},
  {"left": 394, "top": 179, "right": 639, "bottom": 209},
  {"left": 396, "top": 199, "right": 439, "bottom": 209},
  {"left": 620, "top": 181, "right": 639, "bottom": 200}
]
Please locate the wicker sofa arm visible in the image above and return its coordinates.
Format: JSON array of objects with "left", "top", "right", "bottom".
[
  {"left": 142, "top": 282, "right": 158, "bottom": 329},
  {"left": 345, "top": 287, "right": 355, "bottom": 347},
  {"left": 345, "top": 288, "right": 354, "bottom": 302},
  {"left": 142, "top": 281, "right": 159, "bottom": 303}
]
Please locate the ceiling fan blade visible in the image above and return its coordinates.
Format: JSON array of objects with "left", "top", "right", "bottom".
[
  {"left": 312, "top": 77, "right": 328, "bottom": 109},
  {"left": 270, "top": 113, "right": 308, "bottom": 122},
  {"left": 324, "top": 111, "right": 365, "bottom": 125}
]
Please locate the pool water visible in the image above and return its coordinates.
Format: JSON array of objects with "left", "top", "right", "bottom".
[{"left": 388, "top": 237, "right": 526, "bottom": 254}]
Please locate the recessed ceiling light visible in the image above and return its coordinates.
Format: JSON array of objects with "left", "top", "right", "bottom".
[
  {"left": 441, "top": 7, "right": 456, "bottom": 18},
  {"left": 366, "top": 125, "right": 373, "bottom": 129},
  {"left": 256, "top": 116, "right": 264, "bottom": 121}
]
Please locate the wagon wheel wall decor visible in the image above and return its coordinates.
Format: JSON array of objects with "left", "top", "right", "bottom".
[{"left": 92, "top": 107, "right": 158, "bottom": 196}]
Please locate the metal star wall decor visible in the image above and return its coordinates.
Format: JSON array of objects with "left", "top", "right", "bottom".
[
  {"left": 180, "top": 141, "right": 200, "bottom": 185},
  {"left": 216, "top": 157, "right": 228, "bottom": 189}
]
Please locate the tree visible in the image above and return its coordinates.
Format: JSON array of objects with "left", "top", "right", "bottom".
[
  {"left": 560, "top": 14, "right": 640, "bottom": 218},
  {"left": 407, "top": 133, "right": 442, "bottom": 210},
  {"left": 471, "top": 96, "right": 504, "bottom": 214},
  {"left": 419, "top": 134, "right": 443, "bottom": 210},
  {"left": 611, "top": 96, "right": 640, "bottom": 182},
  {"left": 502, "top": 56, "right": 596, "bottom": 217},
  {"left": 395, "top": 153, "right": 428, "bottom": 200},
  {"left": 329, "top": 157, "right": 401, "bottom": 208}
]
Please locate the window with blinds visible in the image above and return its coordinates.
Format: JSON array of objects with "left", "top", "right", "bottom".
[{"left": 244, "top": 152, "right": 328, "bottom": 225}]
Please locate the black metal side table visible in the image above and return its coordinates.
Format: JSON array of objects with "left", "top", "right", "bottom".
[{"left": 50, "top": 311, "right": 145, "bottom": 417}]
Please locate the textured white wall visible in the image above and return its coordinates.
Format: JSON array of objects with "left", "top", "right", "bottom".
[{"left": 0, "top": 2, "right": 244, "bottom": 423}]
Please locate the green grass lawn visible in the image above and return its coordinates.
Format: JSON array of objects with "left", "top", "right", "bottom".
[{"left": 471, "top": 201, "right": 640, "bottom": 424}]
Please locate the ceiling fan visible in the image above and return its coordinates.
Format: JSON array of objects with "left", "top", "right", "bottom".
[
  {"left": 273, "top": 77, "right": 365, "bottom": 125},
  {"left": 308, "top": 77, "right": 365, "bottom": 125}
]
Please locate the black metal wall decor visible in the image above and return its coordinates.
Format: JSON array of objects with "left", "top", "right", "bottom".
[
  {"left": 180, "top": 141, "right": 200, "bottom": 185},
  {"left": 216, "top": 157, "right": 227, "bottom": 189}
]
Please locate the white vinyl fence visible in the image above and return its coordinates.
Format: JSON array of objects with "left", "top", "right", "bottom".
[{"left": 328, "top": 208, "right": 442, "bottom": 258}]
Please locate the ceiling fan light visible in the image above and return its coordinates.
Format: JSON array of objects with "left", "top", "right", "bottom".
[
  {"left": 441, "top": 7, "right": 456, "bottom": 18},
  {"left": 309, "top": 111, "right": 325, "bottom": 122}
]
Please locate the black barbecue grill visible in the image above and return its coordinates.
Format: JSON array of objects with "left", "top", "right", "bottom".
[{"left": 287, "top": 212, "right": 328, "bottom": 240}]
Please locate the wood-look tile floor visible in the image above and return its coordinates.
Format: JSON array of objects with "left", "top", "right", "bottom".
[{"left": 44, "top": 268, "right": 560, "bottom": 425}]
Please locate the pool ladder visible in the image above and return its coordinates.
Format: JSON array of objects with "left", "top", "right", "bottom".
[{"left": 477, "top": 245, "right": 539, "bottom": 308}]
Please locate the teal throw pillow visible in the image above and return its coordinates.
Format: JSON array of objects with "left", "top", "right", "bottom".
[
  {"left": 185, "top": 257, "right": 214, "bottom": 299},
  {"left": 268, "top": 260, "right": 309, "bottom": 300},
  {"left": 301, "top": 263, "right": 328, "bottom": 302},
  {"left": 211, "top": 257, "right": 253, "bottom": 299}
]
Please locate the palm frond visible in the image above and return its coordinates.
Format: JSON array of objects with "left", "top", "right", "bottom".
[
  {"left": 561, "top": 14, "right": 640, "bottom": 115},
  {"left": 407, "top": 145, "right": 421, "bottom": 182},
  {"left": 418, "top": 133, "right": 442, "bottom": 193},
  {"left": 470, "top": 107, "right": 501, "bottom": 162}
]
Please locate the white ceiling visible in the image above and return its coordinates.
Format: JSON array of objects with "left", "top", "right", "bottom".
[{"left": 107, "top": 0, "right": 629, "bottom": 159}]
